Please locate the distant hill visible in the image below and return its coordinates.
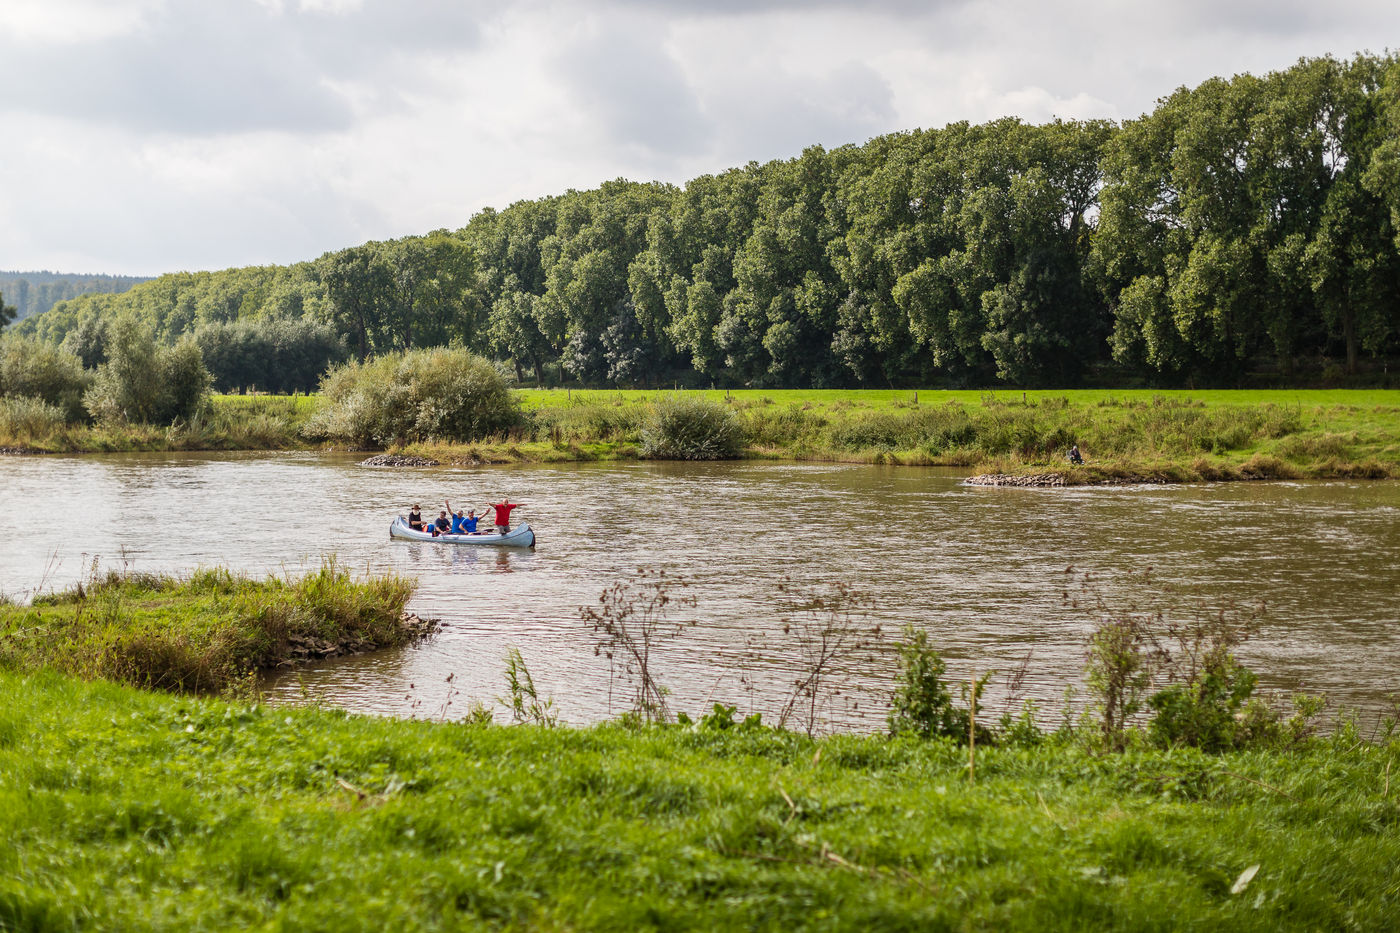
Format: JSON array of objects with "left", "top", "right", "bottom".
[{"left": 0, "top": 271, "right": 151, "bottom": 322}]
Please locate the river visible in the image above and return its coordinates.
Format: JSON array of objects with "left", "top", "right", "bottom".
[{"left": 1, "top": 452, "right": 1396, "bottom": 732}]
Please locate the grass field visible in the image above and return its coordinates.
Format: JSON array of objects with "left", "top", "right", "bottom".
[
  {"left": 412, "top": 387, "right": 1400, "bottom": 481},
  {"left": 515, "top": 386, "right": 1400, "bottom": 412},
  {"left": 5, "top": 388, "right": 1398, "bottom": 482},
  {"left": 2, "top": 669, "right": 1397, "bottom": 931}
]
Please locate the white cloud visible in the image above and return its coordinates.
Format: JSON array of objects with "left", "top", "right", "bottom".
[
  {"left": 0, "top": 0, "right": 156, "bottom": 43},
  {"left": 2, "top": 0, "right": 1397, "bottom": 275}
]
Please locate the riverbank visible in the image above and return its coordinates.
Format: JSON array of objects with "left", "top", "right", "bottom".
[
  {"left": 1, "top": 669, "right": 1395, "bottom": 931},
  {"left": 0, "top": 392, "right": 317, "bottom": 454},
  {"left": 3, "top": 389, "right": 1397, "bottom": 483},
  {"left": 401, "top": 388, "right": 1400, "bottom": 483},
  {"left": 0, "top": 563, "right": 421, "bottom": 692}
]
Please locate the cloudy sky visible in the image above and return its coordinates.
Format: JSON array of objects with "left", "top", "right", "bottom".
[{"left": 1, "top": 0, "right": 1395, "bottom": 276}]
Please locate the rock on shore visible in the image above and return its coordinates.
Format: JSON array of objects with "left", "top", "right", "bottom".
[
  {"left": 360, "top": 454, "right": 440, "bottom": 467},
  {"left": 963, "top": 473, "right": 1068, "bottom": 487}
]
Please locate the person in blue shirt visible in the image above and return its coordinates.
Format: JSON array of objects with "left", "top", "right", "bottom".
[{"left": 445, "top": 500, "right": 483, "bottom": 535}]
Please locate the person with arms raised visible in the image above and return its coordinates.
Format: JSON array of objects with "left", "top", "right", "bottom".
[{"left": 487, "top": 497, "right": 522, "bottom": 534}]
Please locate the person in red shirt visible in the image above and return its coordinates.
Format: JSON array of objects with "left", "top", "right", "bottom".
[{"left": 488, "top": 497, "right": 522, "bottom": 534}]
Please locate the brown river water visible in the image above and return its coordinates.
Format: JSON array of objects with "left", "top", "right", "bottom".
[{"left": 1, "top": 452, "right": 1397, "bottom": 732}]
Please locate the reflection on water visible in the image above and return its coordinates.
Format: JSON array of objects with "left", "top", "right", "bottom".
[{"left": 1, "top": 451, "right": 1397, "bottom": 731}]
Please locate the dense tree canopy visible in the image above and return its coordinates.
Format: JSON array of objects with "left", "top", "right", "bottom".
[
  {"left": 16, "top": 53, "right": 1400, "bottom": 388},
  {"left": 0, "top": 272, "right": 148, "bottom": 324}
]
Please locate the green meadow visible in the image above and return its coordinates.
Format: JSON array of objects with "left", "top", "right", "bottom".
[
  {"left": 4, "top": 388, "right": 1398, "bottom": 482},
  {"left": 2, "top": 669, "right": 1397, "bottom": 931},
  {"left": 411, "top": 388, "right": 1400, "bottom": 481},
  {"left": 2, "top": 559, "right": 1397, "bottom": 930}
]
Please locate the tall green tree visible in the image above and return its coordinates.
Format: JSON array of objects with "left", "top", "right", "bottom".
[{"left": 0, "top": 290, "right": 15, "bottom": 333}]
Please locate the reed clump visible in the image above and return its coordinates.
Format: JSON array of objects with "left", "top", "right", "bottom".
[
  {"left": 639, "top": 395, "right": 743, "bottom": 460},
  {"left": 0, "top": 561, "right": 416, "bottom": 693}
]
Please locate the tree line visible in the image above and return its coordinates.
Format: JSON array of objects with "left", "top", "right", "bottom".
[
  {"left": 0, "top": 272, "right": 150, "bottom": 324},
  {"left": 12, "top": 53, "right": 1399, "bottom": 390}
]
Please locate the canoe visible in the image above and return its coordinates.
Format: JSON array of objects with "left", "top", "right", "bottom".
[{"left": 389, "top": 516, "right": 535, "bottom": 548}]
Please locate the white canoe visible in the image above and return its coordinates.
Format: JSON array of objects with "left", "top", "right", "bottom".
[{"left": 389, "top": 516, "right": 536, "bottom": 548}]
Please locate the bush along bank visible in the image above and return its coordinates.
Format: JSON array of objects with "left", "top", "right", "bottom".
[
  {"left": 0, "top": 561, "right": 422, "bottom": 693},
  {"left": 4, "top": 372, "right": 1399, "bottom": 484},
  {"left": 396, "top": 389, "right": 1400, "bottom": 482}
]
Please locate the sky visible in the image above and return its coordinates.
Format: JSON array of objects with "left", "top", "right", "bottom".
[{"left": 0, "top": 0, "right": 1395, "bottom": 277}]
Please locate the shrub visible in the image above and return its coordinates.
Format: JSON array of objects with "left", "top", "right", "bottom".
[
  {"left": 1147, "top": 649, "right": 1268, "bottom": 752},
  {"left": 84, "top": 318, "right": 211, "bottom": 425},
  {"left": 888, "top": 626, "right": 966, "bottom": 739},
  {"left": 639, "top": 395, "right": 743, "bottom": 460},
  {"left": 1071, "top": 569, "right": 1284, "bottom": 753},
  {"left": 582, "top": 569, "right": 695, "bottom": 723},
  {"left": 887, "top": 625, "right": 994, "bottom": 746},
  {"left": 302, "top": 348, "right": 519, "bottom": 446},
  {"left": 1145, "top": 597, "right": 1275, "bottom": 751},
  {"left": 0, "top": 395, "right": 69, "bottom": 439},
  {"left": 1085, "top": 615, "right": 1156, "bottom": 748},
  {"left": 0, "top": 335, "right": 92, "bottom": 422}
]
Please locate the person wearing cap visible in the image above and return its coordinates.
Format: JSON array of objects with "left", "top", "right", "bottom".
[{"left": 407, "top": 504, "right": 424, "bottom": 531}]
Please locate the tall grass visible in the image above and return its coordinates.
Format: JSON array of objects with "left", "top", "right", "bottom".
[
  {"left": 0, "top": 562, "right": 416, "bottom": 692},
  {"left": 639, "top": 395, "right": 743, "bottom": 460},
  {"left": 0, "top": 394, "right": 316, "bottom": 452}
]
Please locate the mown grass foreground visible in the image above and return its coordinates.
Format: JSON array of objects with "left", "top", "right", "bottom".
[
  {"left": 0, "top": 563, "right": 416, "bottom": 692},
  {"left": 1, "top": 670, "right": 1397, "bottom": 931}
]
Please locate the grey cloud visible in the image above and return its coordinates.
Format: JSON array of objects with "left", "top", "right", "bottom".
[
  {"left": 610, "top": 0, "right": 963, "bottom": 14},
  {"left": 0, "top": 0, "right": 486, "bottom": 134},
  {"left": 707, "top": 60, "right": 898, "bottom": 162},
  {"left": 555, "top": 31, "right": 710, "bottom": 159}
]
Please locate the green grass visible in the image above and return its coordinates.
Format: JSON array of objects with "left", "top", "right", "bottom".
[
  {"left": 414, "top": 388, "right": 1400, "bottom": 481},
  {"left": 0, "top": 563, "right": 416, "bottom": 692},
  {"left": 1, "top": 669, "right": 1396, "bottom": 931},
  {"left": 5, "top": 388, "right": 1399, "bottom": 482},
  {"left": 0, "top": 393, "right": 319, "bottom": 453}
]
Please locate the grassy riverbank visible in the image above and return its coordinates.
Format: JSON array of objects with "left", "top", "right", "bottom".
[
  {"left": 4, "top": 389, "right": 1398, "bottom": 482},
  {"left": 0, "top": 393, "right": 317, "bottom": 453},
  {"left": 404, "top": 388, "right": 1400, "bottom": 482},
  {"left": 0, "top": 563, "right": 417, "bottom": 692},
  {"left": 2, "top": 669, "right": 1396, "bottom": 931}
]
